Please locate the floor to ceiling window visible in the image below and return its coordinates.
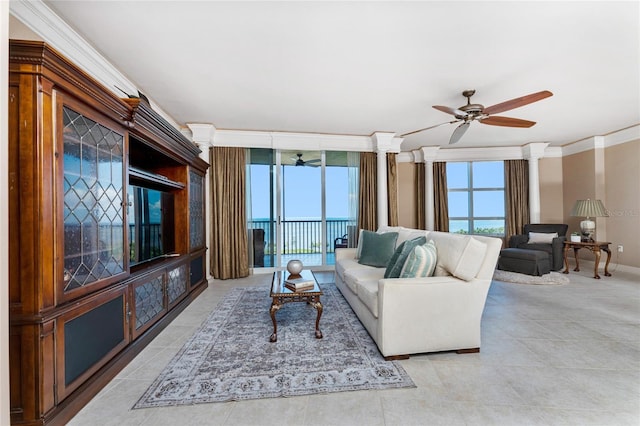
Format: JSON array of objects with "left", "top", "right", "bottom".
[
  {"left": 247, "top": 148, "right": 357, "bottom": 269},
  {"left": 447, "top": 161, "right": 505, "bottom": 236}
]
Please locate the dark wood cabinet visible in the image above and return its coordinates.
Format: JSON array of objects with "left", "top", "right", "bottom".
[{"left": 8, "top": 40, "right": 209, "bottom": 425}]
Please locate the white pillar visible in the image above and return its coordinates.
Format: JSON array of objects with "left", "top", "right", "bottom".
[
  {"left": 523, "top": 143, "right": 549, "bottom": 224},
  {"left": 187, "top": 123, "right": 215, "bottom": 282},
  {"left": 419, "top": 147, "right": 440, "bottom": 231},
  {"left": 371, "top": 132, "right": 402, "bottom": 229}
]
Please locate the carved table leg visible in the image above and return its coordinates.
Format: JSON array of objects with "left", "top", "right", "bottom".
[
  {"left": 603, "top": 247, "right": 612, "bottom": 277},
  {"left": 269, "top": 300, "right": 281, "bottom": 342},
  {"left": 563, "top": 244, "right": 571, "bottom": 274},
  {"left": 573, "top": 247, "right": 581, "bottom": 272},
  {"left": 592, "top": 247, "right": 601, "bottom": 279},
  {"left": 311, "top": 297, "right": 323, "bottom": 339}
]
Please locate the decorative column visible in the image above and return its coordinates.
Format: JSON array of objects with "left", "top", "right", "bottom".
[
  {"left": 187, "top": 123, "right": 215, "bottom": 282},
  {"left": 371, "top": 132, "right": 402, "bottom": 228},
  {"left": 523, "top": 142, "right": 548, "bottom": 224},
  {"left": 420, "top": 147, "right": 440, "bottom": 231}
]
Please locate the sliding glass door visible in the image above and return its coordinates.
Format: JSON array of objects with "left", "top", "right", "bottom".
[{"left": 248, "top": 148, "right": 356, "bottom": 269}]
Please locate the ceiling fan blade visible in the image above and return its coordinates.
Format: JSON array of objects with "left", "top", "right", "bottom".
[
  {"left": 480, "top": 116, "right": 536, "bottom": 128},
  {"left": 305, "top": 159, "right": 321, "bottom": 163},
  {"left": 449, "top": 122, "right": 471, "bottom": 144},
  {"left": 433, "top": 105, "right": 466, "bottom": 116},
  {"left": 400, "top": 119, "right": 460, "bottom": 137},
  {"left": 483, "top": 90, "right": 553, "bottom": 115}
]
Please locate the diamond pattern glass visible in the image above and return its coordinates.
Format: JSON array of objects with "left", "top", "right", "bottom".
[
  {"left": 63, "top": 107, "right": 125, "bottom": 292},
  {"left": 134, "top": 276, "right": 164, "bottom": 329},
  {"left": 167, "top": 264, "right": 187, "bottom": 305},
  {"left": 189, "top": 170, "right": 205, "bottom": 249}
]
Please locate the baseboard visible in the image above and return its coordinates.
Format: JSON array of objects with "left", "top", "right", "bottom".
[{"left": 565, "top": 258, "right": 640, "bottom": 276}]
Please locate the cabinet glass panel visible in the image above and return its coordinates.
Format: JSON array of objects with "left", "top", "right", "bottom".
[
  {"left": 189, "top": 170, "right": 205, "bottom": 249},
  {"left": 63, "top": 106, "right": 125, "bottom": 291},
  {"left": 167, "top": 264, "right": 188, "bottom": 305},
  {"left": 134, "top": 276, "right": 164, "bottom": 329}
]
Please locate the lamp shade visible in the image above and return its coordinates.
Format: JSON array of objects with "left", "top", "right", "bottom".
[{"left": 569, "top": 199, "right": 608, "bottom": 218}]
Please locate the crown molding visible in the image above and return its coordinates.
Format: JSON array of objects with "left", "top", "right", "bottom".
[
  {"left": 10, "top": 0, "right": 137, "bottom": 97},
  {"left": 9, "top": 0, "right": 183, "bottom": 132},
  {"left": 212, "top": 129, "right": 373, "bottom": 152},
  {"left": 562, "top": 125, "right": 639, "bottom": 156}
]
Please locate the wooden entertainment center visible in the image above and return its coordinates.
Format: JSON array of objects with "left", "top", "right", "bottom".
[{"left": 8, "top": 40, "right": 209, "bottom": 425}]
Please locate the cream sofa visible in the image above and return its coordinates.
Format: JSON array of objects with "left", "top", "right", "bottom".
[{"left": 334, "top": 227, "right": 502, "bottom": 358}]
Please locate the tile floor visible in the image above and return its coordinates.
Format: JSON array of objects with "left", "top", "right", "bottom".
[{"left": 69, "top": 264, "right": 640, "bottom": 426}]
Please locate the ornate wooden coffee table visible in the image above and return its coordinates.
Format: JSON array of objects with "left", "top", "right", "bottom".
[{"left": 269, "top": 269, "right": 323, "bottom": 342}]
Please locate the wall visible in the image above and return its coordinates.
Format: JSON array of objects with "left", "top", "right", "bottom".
[
  {"left": 1, "top": 3, "right": 10, "bottom": 425},
  {"left": 562, "top": 139, "right": 640, "bottom": 268},
  {"left": 604, "top": 140, "right": 640, "bottom": 268},
  {"left": 538, "top": 157, "right": 564, "bottom": 223},
  {"left": 397, "top": 162, "right": 417, "bottom": 228}
]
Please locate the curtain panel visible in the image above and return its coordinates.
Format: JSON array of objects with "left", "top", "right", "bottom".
[
  {"left": 387, "top": 153, "right": 398, "bottom": 227},
  {"left": 357, "top": 152, "right": 377, "bottom": 237},
  {"left": 505, "top": 159, "right": 530, "bottom": 240},
  {"left": 415, "top": 162, "right": 426, "bottom": 230},
  {"left": 433, "top": 162, "right": 449, "bottom": 232},
  {"left": 210, "top": 147, "right": 250, "bottom": 279}
]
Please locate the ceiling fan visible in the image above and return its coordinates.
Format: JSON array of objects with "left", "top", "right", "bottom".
[
  {"left": 292, "top": 153, "right": 321, "bottom": 167},
  {"left": 401, "top": 89, "right": 553, "bottom": 144}
]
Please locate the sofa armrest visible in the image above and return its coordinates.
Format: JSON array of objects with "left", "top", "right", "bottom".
[
  {"left": 335, "top": 247, "right": 358, "bottom": 262},
  {"left": 551, "top": 236, "right": 567, "bottom": 270},
  {"left": 375, "top": 277, "right": 492, "bottom": 356}
]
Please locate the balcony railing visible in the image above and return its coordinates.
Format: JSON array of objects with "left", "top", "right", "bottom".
[{"left": 249, "top": 218, "right": 353, "bottom": 258}]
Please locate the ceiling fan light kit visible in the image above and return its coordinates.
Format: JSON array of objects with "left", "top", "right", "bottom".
[{"left": 402, "top": 89, "right": 553, "bottom": 144}]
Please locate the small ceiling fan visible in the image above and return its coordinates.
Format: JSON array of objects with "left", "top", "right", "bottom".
[
  {"left": 401, "top": 89, "right": 553, "bottom": 144},
  {"left": 292, "top": 153, "right": 321, "bottom": 167}
]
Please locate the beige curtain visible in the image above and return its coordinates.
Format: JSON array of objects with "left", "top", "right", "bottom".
[
  {"left": 387, "top": 153, "right": 398, "bottom": 227},
  {"left": 357, "top": 152, "right": 377, "bottom": 237},
  {"left": 210, "top": 147, "right": 250, "bottom": 279},
  {"left": 433, "top": 162, "right": 449, "bottom": 232},
  {"left": 415, "top": 162, "right": 426, "bottom": 230},
  {"left": 505, "top": 159, "right": 530, "bottom": 241}
]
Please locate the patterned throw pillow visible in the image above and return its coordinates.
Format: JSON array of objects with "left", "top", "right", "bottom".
[
  {"left": 357, "top": 230, "right": 399, "bottom": 267},
  {"left": 399, "top": 240, "right": 438, "bottom": 278},
  {"left": 384, "top": 236, "right": 427, "bottom": 278}
]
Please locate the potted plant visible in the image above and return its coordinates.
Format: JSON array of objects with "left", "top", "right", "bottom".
[{"left": 570, "top": 232, "right": 581, "bottom": 242}]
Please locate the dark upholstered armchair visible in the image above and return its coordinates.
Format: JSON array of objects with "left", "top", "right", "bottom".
[{"left": 508, "top": 224, "right": 569, "bottom": 271}]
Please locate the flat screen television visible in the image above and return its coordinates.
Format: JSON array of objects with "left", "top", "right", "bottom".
[{"left": 128, "top": 185, "right": 175, "bottom": 266}]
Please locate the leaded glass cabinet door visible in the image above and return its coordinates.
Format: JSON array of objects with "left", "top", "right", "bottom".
[
  {"left": 189, "top": 169, "right": 205, "bottom": 251},
  {"left": 61, "top": 105, "right": 127, "bottom": 299}
]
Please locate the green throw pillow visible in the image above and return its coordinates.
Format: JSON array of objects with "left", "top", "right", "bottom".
[
  {"left": 357, "top": 230, "right": 399, "bottom": 268},
  {"left": 384, "top": 236, "right": 427, "bottom": 278},
  {"left": 400, "top": 240, "right": 438, "bottom": 278}
]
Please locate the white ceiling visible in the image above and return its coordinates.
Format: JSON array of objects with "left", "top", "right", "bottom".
[{"left": 37, "top": 1, "right": 640, "bottom": 151}]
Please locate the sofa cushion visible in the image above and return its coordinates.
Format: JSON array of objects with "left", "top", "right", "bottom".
[
  {"left": 335, "top": 257, "right": 362, "bottom": 280},
  {"left": 527, "top": 232, "right": 558, "bottom": 244},
  {"left": 343, "top": 267, "right": 385, "bottom": 295},
  {"left": 358, "top": 230, "right": 399, "bottom": 267},
  {"left": 400, "top": 240, "right": 438, "bottom": 278},
  {"left": 396, "top": 227, "right": 429, "bottom": 247},
  {"left": 429, "top": 234, "right": 487, "bottom": 281},
  {"left": 384, "top": 236, "right": 427, "bottom": 278},
  {"left": 356, "top": 279, "right": 379, "bottom": 318}
]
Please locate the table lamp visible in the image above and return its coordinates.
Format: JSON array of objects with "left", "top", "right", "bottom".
[{"left": 569, "top": 199, "right": 608, "bottom": 241}]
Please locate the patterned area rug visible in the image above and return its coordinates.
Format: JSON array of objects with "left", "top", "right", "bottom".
[
  {"left": 133, "top": 278, "right": 414, "bottom": 408},
  {"left": 493, "top": 269, "right": 570, "bottom": 285}
]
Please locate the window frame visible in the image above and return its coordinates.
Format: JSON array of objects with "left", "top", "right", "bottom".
[{"left": 447, "top": 161, "right": 506, "bottom": 237}]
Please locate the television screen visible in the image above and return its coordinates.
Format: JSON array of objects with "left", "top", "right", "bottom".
[{"left": 128, "top": 185, "right": 175, "bottom": 265}]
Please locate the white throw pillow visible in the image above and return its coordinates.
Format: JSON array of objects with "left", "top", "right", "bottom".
[
  {"left": 429, "top": 234, "right": 487, "bottom": 281},
  {"left": 527, "top": 232, "right": 558, "bottom": 244}
]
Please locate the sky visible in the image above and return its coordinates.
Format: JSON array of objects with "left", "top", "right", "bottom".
[{"left": 250, "top": 164, "right": 349, "bottom": 220}]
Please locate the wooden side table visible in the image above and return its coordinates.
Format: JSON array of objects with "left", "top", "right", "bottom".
[{"left": 563, "top": 241, "right": 612, "bottom": 279}]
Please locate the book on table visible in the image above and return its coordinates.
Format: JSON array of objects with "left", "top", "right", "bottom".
[{"left": 284, "top": 277, "right": 315, "bottom": 291}]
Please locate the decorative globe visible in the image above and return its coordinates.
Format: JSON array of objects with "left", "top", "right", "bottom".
[{"left": 286, "top": 259, "right": 303, "bottom": 275}]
